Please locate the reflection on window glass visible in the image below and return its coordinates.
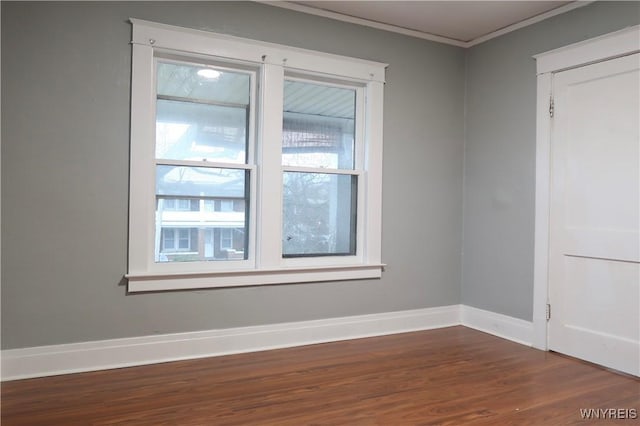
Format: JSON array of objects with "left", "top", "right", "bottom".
[
  {"left": 282, "top": 80, "right": 356, "bottom": 170},
  {"left": 282, "top": 172, "right": 357, "bottom": 257},
  {"left": 156, "top": 100, "right": 247, "bottom": 163},
  {"left": 155, "top": 61, "right": 250, "bottom": 163},
  {"left": 157, "top": 61, "right": 250, "bottom": 105}
]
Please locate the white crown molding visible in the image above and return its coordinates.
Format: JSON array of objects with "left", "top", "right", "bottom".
[
  {"left": 3, "top": 1, "right": 595, "bottom": 49},
  {"left": 259, "top": 1, "right": 468, "bottom": 47},
  {"left": 467, "top": 1, "right": 595, "bottom": 47},
  {"left": 260, "top": 1, "right": 594, "bottom": 49}
]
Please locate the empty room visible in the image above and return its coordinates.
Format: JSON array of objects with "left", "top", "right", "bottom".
[{"left": 1, "top": 1, "right": 639, "bottom": 424}]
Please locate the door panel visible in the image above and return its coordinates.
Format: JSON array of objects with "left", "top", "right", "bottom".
[
  {"left": 563, "top": 257, "right": 639, "bottom": 340},
  {"left": 549, "top": 53, "right": 640, "bottom": 376}
]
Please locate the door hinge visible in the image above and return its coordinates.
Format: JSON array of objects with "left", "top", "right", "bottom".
[
  {"left": 549, "top": 96, "right": 555, "bottom": 118},
  {"left": 546, "top": 303, "right": 551, "bottom": 321}
]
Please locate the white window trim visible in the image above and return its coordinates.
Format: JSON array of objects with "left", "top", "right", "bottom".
[{"left": 126, "top": 19, "right": 386, "bottom": 292}]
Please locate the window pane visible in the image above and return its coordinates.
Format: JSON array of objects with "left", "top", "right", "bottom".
[
  {"left": 160, "top": 228, "right": 195, "bottom": 253},
  {"left": 178, "top": 229, "right": 190, "bottom": 250},
  {"left": 220, "top": 200, "right": 234, "bottom": 212},
  {"left": 220, "top": 229, "right": 234, "bottom": 250},
  {"left": 156, "top": 99, "right": 247, "bottom": 163},
  {"left": 283, "top": 80, "right": 356, "bottom": 169},
  {"left": 283, "top": 172, "right": 356, "bottom": 257},
  {"left": 157, "top": 61, "right": 250, "bottom": 105},
  {"left": 155, "top": 166, "right": 248, "bottom": 263},
  {"left": 164, "top": 199, "right": 176, "bottom": 210},
  {"left": 163, "top": 230, "right": 175, "bottom": 249}
]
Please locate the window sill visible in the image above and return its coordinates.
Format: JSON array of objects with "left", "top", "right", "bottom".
[{"left": 125, "top": 264, "right": 385, "bottom": 292}]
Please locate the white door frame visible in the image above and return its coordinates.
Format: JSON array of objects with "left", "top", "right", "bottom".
[{"left": 532, "top": 25, "right": 640, "bottom": 350}]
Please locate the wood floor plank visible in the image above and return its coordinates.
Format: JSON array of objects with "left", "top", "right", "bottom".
[{"left": 1, "top": 326, "right": 638, "bottom": 425}]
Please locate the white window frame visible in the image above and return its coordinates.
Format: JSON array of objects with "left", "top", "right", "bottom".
[{"left": 126, "top": 19, "right": 386, "bottom": 292}]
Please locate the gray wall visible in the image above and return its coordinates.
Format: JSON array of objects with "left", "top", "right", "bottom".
[
  {"left": 1, "top": 2, "right": 465, "bottom": 349},
  {"left": 5, "top": 0, "right": 636, "bottom": 351},
  {"left": 462, "top": 1, "right": 640, "bottom": 321}
]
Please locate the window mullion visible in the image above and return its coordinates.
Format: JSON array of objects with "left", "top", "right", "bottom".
[{"left": 256, "top": 63, "right": 285, "bottom": 269}]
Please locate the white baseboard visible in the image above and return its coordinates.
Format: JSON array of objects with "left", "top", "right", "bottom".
[
  {"left": 461, "top": 305, "right": 534, "bottom": 346},
  {"left": 2, "top": 305, "right": 534, "bottom": 381},
  {"left": 1, "top": 305, "right": 460, "bottom": 381}
]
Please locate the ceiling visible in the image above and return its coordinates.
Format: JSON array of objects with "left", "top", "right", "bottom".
[{"left": 269, "top": 1, "right": 586, "bottom": 47}]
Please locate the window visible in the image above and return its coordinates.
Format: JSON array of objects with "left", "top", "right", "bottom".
[
  {"left": 282, "top": 79, "right": 359, "bottom": 258},
  {"left": 219, "top": 200, "right": 234, "bottom": 212},
  {"left": 127, "top": 19, "right": 386, "bottom": 291},
  {"left": 161, "top": 228, "right": 193, "bottom": 253},
  {"left": 162, "top": 198, "right": 193, "bottom": 211},
  {"left": 220, "top": 228, "right": 234, "bottom": 250}
]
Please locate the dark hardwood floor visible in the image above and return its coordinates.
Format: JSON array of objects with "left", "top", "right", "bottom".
[{"left": 1, "top": 326, "right": 638, "bottom": 425}]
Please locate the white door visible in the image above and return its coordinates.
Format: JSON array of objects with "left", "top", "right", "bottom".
[{"left": 548, "top": 53, "right": 640, "bottom": 376}]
